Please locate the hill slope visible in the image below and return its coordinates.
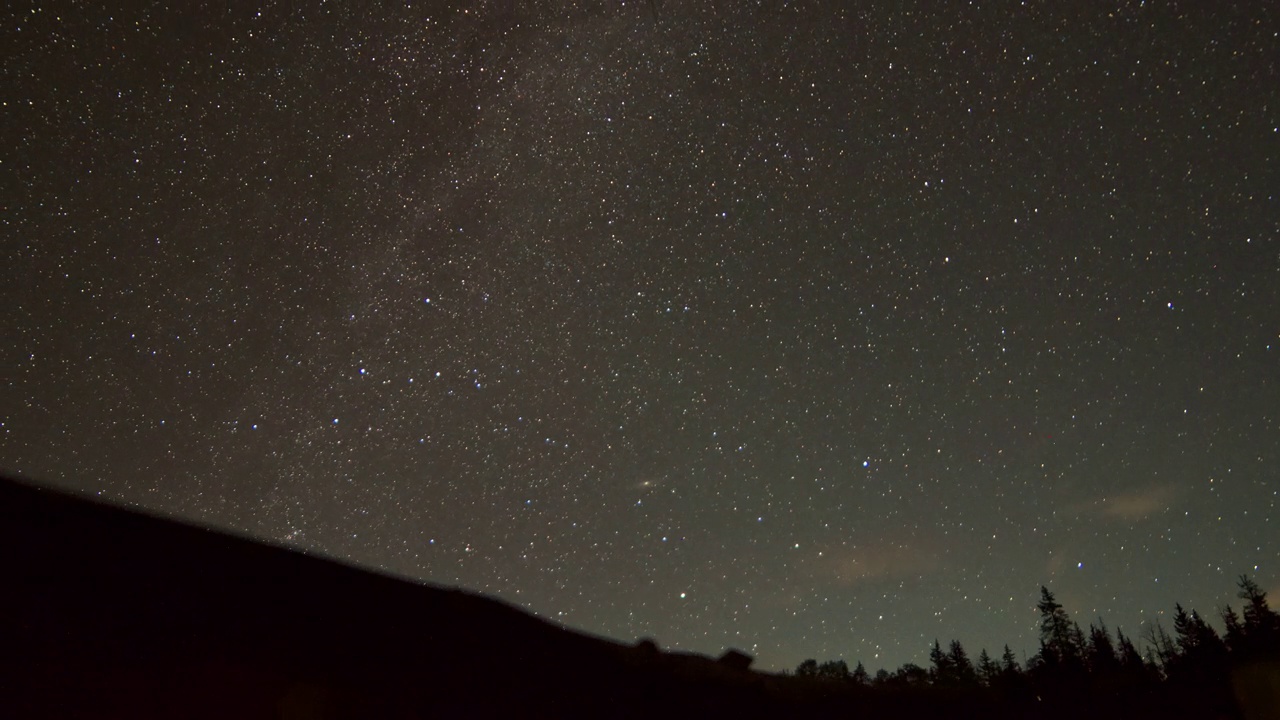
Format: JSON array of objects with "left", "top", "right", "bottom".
[{"left": 0, "top": 475, "right": 783, "bottom": 719}]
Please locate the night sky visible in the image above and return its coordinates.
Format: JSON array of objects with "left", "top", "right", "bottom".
[{"left": 5, "top": 1, "right": 1278, "bottom": 672}]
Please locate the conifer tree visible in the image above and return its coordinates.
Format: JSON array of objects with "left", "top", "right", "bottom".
[
  {"left": 1035, "top": 586, "right": 1083, "bottom": 670},
  {"left": 948, "top": 640, "right": 978, "bottom": 685},
  {"left": 1192, "top": 608, "right": 1228, "bottom": 667},
  {"left": 929, "top": 639, "right": 953, "bottom": 684},
  {"left": 1220, "top": 605, "right": 1246, "bottom": 653},
  {"left": 1086, "top": 619, "right": 1120, "bottom": 676},
  {"left": 1173, "top": 604, "right": 1200, "bottom": 655},
  {"left": 1168, "top": 604, "right": 1229, "bottom": 681},
  {"left": 977, "top": 648, "right": 1000, "bottom": 686},
  {"left": 1237, "top": 575, "right": 1274, "bottom": 631},
  {"left": 1071, "top": 621, "right": 1088, "bottom": 659},
  {"left": 851, "top": 661, "right": 870, "bottom": 685},
  {"left": 1236, "top": 575, "right": 1280, "bottom": 654},
  {"left": 1000, "top": 644, "right": 1021, "bottom": 674},
  {"left": 1115, "top": 627, "right": 1152, "bottom": 685},
  {"left": 1176, "top": 606, "right": 1225, "bottom": 658},
  {"left": 1144, "top": 619, "right": 1179, "bottom": 671}
]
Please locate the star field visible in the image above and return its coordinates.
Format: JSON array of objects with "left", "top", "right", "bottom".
[{"left": 4, "top": 0, "right": 1278, "bottom": 672}]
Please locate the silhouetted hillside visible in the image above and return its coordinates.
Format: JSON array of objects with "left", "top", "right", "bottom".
[
  {"left": 0, "top": 475, "right": 798, "bottom": 718},
  {"left": 2, "top": 474, "right": 1275, "bottom": 719}
]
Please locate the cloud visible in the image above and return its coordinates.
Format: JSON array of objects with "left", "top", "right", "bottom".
[
  {"left": 1096, "top": 485, "right": 1179, "bottom": 522},
  {"left": 816, "top": 540, "right": 942, "bottom": 587}
]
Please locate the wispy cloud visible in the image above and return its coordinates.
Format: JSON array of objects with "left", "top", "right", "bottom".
[
  {"left": 817, "top": 540, "right": 942, "bottom": 586},
  {"left": 1087, "top": 484, "right": 1180, "bottom": 522}
]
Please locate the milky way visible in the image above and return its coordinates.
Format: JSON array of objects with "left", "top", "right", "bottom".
[{"left": 5, "top": 1, "right": 1278, "bottom": 671}]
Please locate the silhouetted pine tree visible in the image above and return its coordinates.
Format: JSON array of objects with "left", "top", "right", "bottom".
[
  {"left": 1071, "top": 621, "right": 1088, "bottom": 659},
  {"left": 1031, "top": 638, "right": 1056, "bottom": 672},
  {"left": 1172, "top": 604, "right": 1200, "bottom": 655},
  {"left": 1033, "top": 586, "right": 1084, "bottom": 673},
  {"left": 1191, "top": 607, "right": 1228, "bottom": 668},
  {"left": 1166, "top": 604, "right": 1228, "bottom": 686},
  {"left": 1029, "top": 587, "right": 1094, "bottom": 697},
  {"left": 1238, "top": 576, "right": 1274, "bottom": 630},
  {"left": 1236, "top": 574, "right": 1280, "bottom": 657},
  {"left": 976, "top": 648, "right": 1000, "bottom": 687},
  {"left": 928, "top": 639, "right": 952, "bottom": 685},
  {"left": 851, "top": 660, "right": 870, "bottom": 685},
  {"left": 1143, "top": 650, "right": 1164, "bottom": 682},
  {"left": 1085, "top": 619, "right": 1121, "bottom": 677},
  {"left": 1114, "top": 628, "right": 1150, "bottom": 682},
  {"left": 948, "top": 640, "right": 978, "bottom": 686},
  {"left": 1143, "top": 618, "right": 1179, "bottom": 673},
  {"left": 1220, "top": 605, "right": 1246, "bottom": 654},
  {"left": 783, "top": 573, "right": 1271, "bottom": 714},
  {"left": 990, "top": 644, "right": 1030, "bottom": 698},
  {"left": 1181, "top": 606, "right": 1226, "bottom": 658},
  {"left": 1000, "top": 644, "right": 1021, "bottom": 675}
]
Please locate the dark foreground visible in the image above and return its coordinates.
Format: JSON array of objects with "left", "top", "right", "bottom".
[{"left": 1, "top": 475, "right": 1274, "bottom": 719}]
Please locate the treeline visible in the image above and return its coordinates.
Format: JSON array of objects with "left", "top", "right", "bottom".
[{"left": 791, "top": 575, "right": 1279, "bottom": 711}]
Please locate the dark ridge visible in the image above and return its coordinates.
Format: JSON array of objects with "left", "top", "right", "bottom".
[
  {"left": 0, "top": 474, "right": 784, "bottom": 718},
  {"left": 5, "top": 474, "right": 1273, "bottom": 719}
]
